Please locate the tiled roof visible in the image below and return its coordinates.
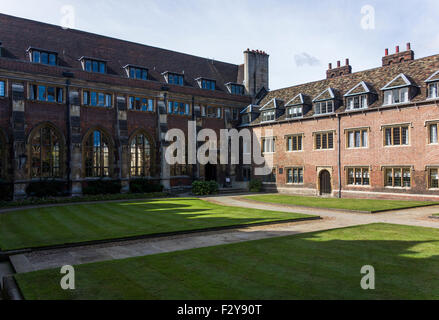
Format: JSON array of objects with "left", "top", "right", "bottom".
[
  {"left": 0, "top": 14, "right": 243, "bottom": 95},
  {"left": 252, "top": 53, "right": 439, "bottom": 125}
]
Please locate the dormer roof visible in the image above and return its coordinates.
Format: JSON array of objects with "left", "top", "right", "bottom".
[
  {"left": 381, "top": 73, "right": 414, "bottom": 90},
  {"left": 285, "top": 93, "right": 311, "bottom": 106},
  {"left": 313, "top": 88, "right": 336, "bottom": 102},
  {"left": 344, "top": 81, "right": 373, "bottom": 97},
  {"left": 260, "top": 98, "right": 285, "bottom": 111},
  {"left": 241, "top": 104, "right": 260, "bottom": 114},
  {"left": 425, "top": 70, "right": 439, "bottom": 83}
]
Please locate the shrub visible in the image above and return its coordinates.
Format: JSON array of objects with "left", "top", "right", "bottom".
[
  {"left": 83, "top": 180, "right": 121, "bottom": 195},
  {"left": 192, "top": 180, "right": 219, "bottom": 196},
  {"left": 26, "top": 180, "right": 68, "bottom": 198},
  {"left": 130, "top": 179, "right": 163, "bottom": 193},
  {"left": 249, "top": 179, "right": 263, "bottom": 192}
]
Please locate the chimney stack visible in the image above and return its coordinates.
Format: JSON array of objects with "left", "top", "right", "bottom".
[
  {"left": 382, "top": 43, "right": 415, "bottom": 66},
  {"left": 244, "top": 49, "right": 269, "bottom": 99},
  {"left": 327, "top": 58, "right": 352, "bottom": 79}
]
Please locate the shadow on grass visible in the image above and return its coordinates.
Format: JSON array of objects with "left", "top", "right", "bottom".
[{"left": 13, "top": 224, "right": 439, "bottom": 300}]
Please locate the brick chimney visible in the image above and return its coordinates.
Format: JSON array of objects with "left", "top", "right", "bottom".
[
  {"left": 326, "top": 58, "right": 352, "bottom": 79},
  {"left": 382, "top": 43, "right": 414, "bottom": 66},
  {"left": 244, "top": 49, "right": 269, "bottom": 97}
]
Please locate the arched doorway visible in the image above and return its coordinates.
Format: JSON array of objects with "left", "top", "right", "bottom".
[
  {"left": 205, "top": 163, "right": 217, "bottom": 181},
  {"left": 319, "top": 170, "right": 332, "bottom": 195}
]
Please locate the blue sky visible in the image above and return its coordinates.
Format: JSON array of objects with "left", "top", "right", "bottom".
[{"left": 1, "top": 0, "right": 438, "bottom": 89}]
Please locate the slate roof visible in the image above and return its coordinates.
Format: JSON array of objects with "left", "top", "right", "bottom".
[
  {"left": 251, "top": 53, "right": 439, "bottom": 125},
  {"left": 0, "top": 13, "right": 245, "bottom": 97}
]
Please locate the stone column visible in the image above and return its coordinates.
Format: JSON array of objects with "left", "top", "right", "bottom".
[
  {"left": 11, "top": 83, "right": 27, "bottom": 200},
  {"left": 69, "top": 90, "right": 83, "bottom": 196},
  {"left": 158, "top": 94, "right": 170, "bottom": 190},
  {"left": 116, "top": 96, "right": 130, "bottom": 193}
]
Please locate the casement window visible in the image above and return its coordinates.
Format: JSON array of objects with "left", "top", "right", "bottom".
[
  {"left": 206, "top": 106, "right": 221, "bottom": 118},
  {"left": 84, "top": 130, "right": 111, "bottom": 177},
  {"left": 314, "top": 132, "right": 334, "bottom": 150},
  {"left": 130, "top": 133, "right": 152, "bottom": 177},
  {"left": 286, "top": 106, "right": 303, "bottom": 118},
  {"left": 347, "top": 167, "right": 370, "bottom": 186},
  {"left": 286, "top": 167, "right": 303, "bottom": 184},
  {"left": 385, "top": 167, "right": 411, "bottom": 188},
  {"left": 383, "top": 87, "right": 409, "bottom": 105},
  {"left": 167, "top": 73, "right": 184, "bottom": 86},
  {"left": 83, "top": 90, "right": 112, "bottom": 107},
  {"left": 314, "top": 100, "right": 334, "bottom": 115},
  {"left": 229, "top": 84, "right": 244, "bottom": 95},
  {"left": 263, "top": 167, "right": 277, "bottom": 183},
  {"left": 0, "top": 81, "right": 5, "bottom": 97},
  {"left": 30, "top": 49, "right": 57, "bottom": 66},
  {"left": 346, "top": 129, "right": 368, "bottom": 148},
  {"left": 168, "top": 101, "right": 191, "bottom": 115},
  {"left": 428, "top": 82, "right": 439, "bottom": 99},
  {"left": 29, "top": 84, "right": 64, "bottom": 103},
  {"left": 129, "top": 96, "right": 154, "bottom": 112},
  {"left": 201, "top": 79, "right": 215, "bottom": 91},
  {"left": 429, "top": 123, "right": 438, "bottom": 144},
  {"left": 261, "top": 110, "right": 275, "bottom": 122},
  {"left": 262, "top": 137, "right": 276, "bottom": 153},
  {"left": 83, "top": 59, "right": 106, "bottom": 74},
  {"left": 128, "top": 67, "right": 148, "bottom": 80},
  {"left": 286, "top": 135, "right": 303, "bottom": 151},
  {"left": 428, "top": 168, "right": 439, "bottom": 188},
  {"left": 346, "top": 95, "right": 368, "bottom": 110},
  {"left": 30, "top": 125, "right": 62, "bottom": 178},
  {"left": 384, "top": 125, "right": 409, "bottom": 146}
]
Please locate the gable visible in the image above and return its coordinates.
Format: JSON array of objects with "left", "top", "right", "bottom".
[
  {"left": 381, "top": 73, "right": 413, "bottom": 90},
  {"left": 426, "top": 70, "right": 439, "bottom": 83},
  {"left": 313, "top": 88, "right": 335, "bottom": 102},
  {"left": 260, "top": 98, "right": 284, "bottom": 111},
  {"left": 344, "top": 81, "right": 372, "bottom": 96},
  {"left": 286, "top": 93, "right": 305, "bottom": 106}
]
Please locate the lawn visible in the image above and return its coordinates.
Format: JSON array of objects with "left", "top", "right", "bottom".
[
  {"left": 15, "top": 223, "right": 439, "bottom": 300},
  {"left": 243, "top": 194, "right": 438, "bottom": 212},
  {"left": 0, "top": 198, "right": 314, "bottom": 251}
]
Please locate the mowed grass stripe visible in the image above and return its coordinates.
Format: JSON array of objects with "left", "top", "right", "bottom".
[
  {"left": 0, "top": 198, "right": 314, "bottom": 250},
  {"left": 15, "top": 224, "right": 439, "bottom": 300}
]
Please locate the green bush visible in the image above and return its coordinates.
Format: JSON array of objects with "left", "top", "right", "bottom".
[
  {"left": 249, "top": 179, "right": 263, "bottom": 192},
  {"left": 192, "top": 180, "right": 219, "bottom": 196},
  {"left": 130, "top": 179, "right": 163, "bottom": 193},
  {"left": 83, "top": 180, "right": 121, "bottom": 195},
  {"left": 26, "top": 180, "right": 68, "bottom": 198}
]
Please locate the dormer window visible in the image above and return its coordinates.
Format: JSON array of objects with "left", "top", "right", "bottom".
[
  {"left": 287, "top": 106, "right": 303, "bottom": 118},
  {"left": 196, "top": 78, "right": 215, "bottom": 91},
  {"left": 425, "top": 70, "right": 439, "bottom": 99},
  {"left": 261, "top": 110, "right": 275, "bottom": 122},
  {"left": 80, "top": 57, "right": 107, "bottom": 74},
  {"left": 285, "top": 94, "right": 309, "bottom": 118},
  {"left": 344, "top": 81, "right": 374, "bottom": 111},
  {"left": 313, "top": 88, "right": 337, "bottom": 115},
  {"left": 381, "top": 74, "right": 414, "bottom": 106},
  {"left": 125, "top": 65, "right": 148, "bottom": 80},
  {"left": 226, "top": 83, "right": 245, "bottom": 95},
  {"left": 28, "top": 48, "right": 57, "bottom": 66},
  {"left": 163, "top": 72, "right": 184, "bottom": 86},
  {"left": 346, "top": 95, "right": 368, "bottom": 110}
]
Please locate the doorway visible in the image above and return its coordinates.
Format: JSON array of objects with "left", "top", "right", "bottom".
[
  {"left": 319, "top": 170, "right": 332, "bottom": 195},
  {"left": 205, "top": 163, "right": 217, "bottom": 181}
]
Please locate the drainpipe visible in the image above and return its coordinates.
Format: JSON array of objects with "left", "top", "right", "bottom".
[{"left": 337, "top": 114, "right": 342, "bottom": 198}]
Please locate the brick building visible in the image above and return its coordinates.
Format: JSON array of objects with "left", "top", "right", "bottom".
[
  {"left": 1, "top": 14, "right": 439, "bottom": 201},
  {"left": 0, "top": 14, "right": 269, "bottom": 199}
]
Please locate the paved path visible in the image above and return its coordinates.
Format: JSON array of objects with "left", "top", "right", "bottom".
[{"left": 8, "top": 195, "right": 439, "bottom": 274}]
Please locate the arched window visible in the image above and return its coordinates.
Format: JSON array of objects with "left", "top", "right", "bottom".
[
  {"left": 30, "top": 125, "right": 62, "bottom": 178},
  {"left": 130, "top": 133, "right": 152, "bottom": 177},
  {"left": 84, "top": 130, "right": 112, "bottom": 177}
]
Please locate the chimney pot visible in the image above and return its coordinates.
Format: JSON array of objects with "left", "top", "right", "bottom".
[
  {"left": 346, "top": 58, "right": 349, "bottom": 66},
  {"left": 328, "top": 63, "right": 332, "bottom": 70},
  {"left": 337, "top": 61, "right": 341, "bottom": 68},
  {"left": 396, "top": 46, "right": 400, "bottom": 53},
  {"left": 385, "top": 48, "right": 389, "bottom": 56},
  {"left": 407, "top": 42, "right": 411, "bottom": 51}
]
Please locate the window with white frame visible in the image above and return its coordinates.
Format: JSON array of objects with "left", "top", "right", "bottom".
[
  {"left": 287, "top": 106, "right": 303, "bottom": 118},
  {"left": 262, "top": 137, "right": 276, "bottom": 153},
  {"left": 429, "top": 168, "right": 439, "bottom": 188},
  {"left": 346, "top": 129, "right": 368, "bottom": 148},
  {"left": 429, "top": 123, "right": 438, "bottom": 144},
  {"left": 314, "top": 100, "right": 334, "bottom": 115},
  {"left": 428, "top": 82, "right": 439, "bottom": 99},
  {"left": 261, "top": 110, "right": 275, "bottom": 122},
  {"left": 346, "top": 95, "right": 368, "bottom": 110},
  {"left": 383, "top": 87, "right": 409, "bottom": 105},
  {"left": 347, "top": 167, "right": 370, "bottom": 186}
]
